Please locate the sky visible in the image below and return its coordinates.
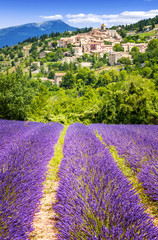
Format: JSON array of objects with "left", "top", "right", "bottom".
[{"left": 0, "top": 0, "right": 158, "bottom": 29}]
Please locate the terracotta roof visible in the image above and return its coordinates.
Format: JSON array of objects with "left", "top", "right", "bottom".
[{"left": 55, "top": 73, "right": 66, "bottom": 76}]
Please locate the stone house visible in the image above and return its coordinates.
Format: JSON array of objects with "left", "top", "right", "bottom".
[
  {"left": 121, "top": 43, "right": 136, "bottom": 52},
  {"left": 73, "top": 47, "right": 83, "bottom": 57},
  {"left": 108, "top": 52, "right": 132, "bottom": 65},
  {"left": 57, "top": 25, "right": 122, "bottom": 57},
  {"left": 62, "top": 56, "right": 76, "bottom": 64},
  {"left": 54, "top": 72, "right": 66, "bottom": 85},
  {"left": 38, "top": 51, "right": 51, "bottom": 59},
  {"left": 121, "top": 43, "right": 148, "bottom": 53},
  {"left": 135, "top": 43, "right": 148, "bottom": 53},
  {"left": 31, "top": 61, "right": 40, "bottom": 68}
]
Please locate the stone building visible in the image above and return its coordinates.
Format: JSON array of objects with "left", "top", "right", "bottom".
[
  {"left": 54, "top": 72, "right": 66, "bottom": 85},
  {"left": 108, "top": 52, "right": 132, "bottom": 65},
  {"left": 38, "top": 51, "right": 51, "bottom": 59},
  {"left": 73, "top": 47, "right": 83, "bottom": 57}
]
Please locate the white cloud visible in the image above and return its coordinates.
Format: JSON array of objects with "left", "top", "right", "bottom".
[
  {"left": 66, "top": 13, "right": 86, "bottom": 18},
  {"left": 65, "top": 10, "right": 158, "bottom": 27},
  {"left": 40, "top": 15, "right": 63, "bottom": 20}
]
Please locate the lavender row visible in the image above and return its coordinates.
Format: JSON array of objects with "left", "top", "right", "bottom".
[
  {"left": 88, "top": 124, "right": 158, "bottom": 202},
  {"left": 54, "top": 123, "right": 158, "bottom": 239},
  {"left": 0, "top": 121, "right": 63, "bottom": 240},
  {"left": 0, "top": 119, "right": 44, "bottom": 156}
]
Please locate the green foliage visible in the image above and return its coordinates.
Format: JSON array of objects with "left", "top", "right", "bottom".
[
  {"left": 48, "top": 70, "right": 55, "bottom": 79},
  {"left": 0, "top": 68, "right": 32, "bottom": 120},
  {"left": 113, "top": 43, "right": 124, "bottom": 52},
  {"left": 0, "top": 28, "right": 158, "bottom": 125},
  {"left": 60, "top": 71, "right": 76, "bottom": 89},
  {"left": 118, "top": 57, "right": 131, "bottom": 65},
  {"left": 147, "top": 39, "right": 158, "bottom": 51},
  {"left": 141, "top": 67, "right": 152, "bottom": 78},
  {"left": 52, "top": 41, "right": 58, "bottom": 48},
  {"left": 115, "top": 15, "right": 158, "bottom": 32},
  {"left": 130, "top": 46, "right": 139, "bottom": 53},
  {"left": 104, "top": 40, "right": 111, "bottom": 45},
  {"left": 31, "top": 63, "right": 38, "bottom": 70}
]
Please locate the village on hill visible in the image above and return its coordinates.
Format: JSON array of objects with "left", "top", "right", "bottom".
[
  {"left": 0, "top": 21, "right": 158, "bottom": 86},
  {"left": 57, "top": 24, "right": 147, "bottom": 65},
  {"left": 34, "top": 24, "right": 150, "bottom": 85}
]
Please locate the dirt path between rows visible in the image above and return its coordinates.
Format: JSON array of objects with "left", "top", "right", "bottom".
[
  {"left": 30, "top": 127, "right": 67, "bottom": 240},
  {"left": 30, "top": 179, "right": 59, "bottom": 240}
]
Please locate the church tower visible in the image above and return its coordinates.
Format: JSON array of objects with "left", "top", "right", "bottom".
[{"left": 101, "top": 23, "right": 106, "bottom": 31}]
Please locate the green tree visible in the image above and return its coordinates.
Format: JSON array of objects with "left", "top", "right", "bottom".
[
  {"left": 52, "top": 41, "right": 58, "bottom": 48},
  {"left": 141, "top": 67, "right": 152, "bottom": 78},
  {"left": 130, "top": 46, "right": 139, "bottom": 53},
  {"left": 113, "top": 43, "right": 124, "bottom": 52},
  {"left": 48, "top": 71, "right": 55, "bottom": 79},
  {"left": 0, "top": 69, "right": 34, "bottom": 120},
  {"left": 31, "top": 63, "right": 38, "bottom": 70},
  {"left": 147, "top": 39, "right": 158, "bottom": 51},
  {"left": 60, "top": 71, "right": 76, "bottom": 89},
  {"left": 118, "top": 57, "right": 131, "bottom": 65}
]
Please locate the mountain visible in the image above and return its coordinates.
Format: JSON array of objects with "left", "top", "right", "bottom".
[{"left": 0, "top": 20, "right": 77, "bottom": 48}]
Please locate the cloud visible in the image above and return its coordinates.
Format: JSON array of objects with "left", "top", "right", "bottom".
[
  {"left": 65, "top": 10, "right": 158, "bottom": 27},
  {"left": 40, "top": 15, "right": 63, "bottom": 20},
  {"left": 66, "top": 13, "right": 86, "bottom": 18}
]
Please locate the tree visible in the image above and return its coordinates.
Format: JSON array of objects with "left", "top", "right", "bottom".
[
  {"left": 152, "top": 22, "right": 155, "bottom": 29},
  {"left": 48, "top": 71, "right": 55, "bottom": 79},
  {"left": 29, "top": 67, "right": 32, "bottom": 78},
  {"left": 31, "top": 50, "right": 38, "bottom": 59},
  {"left": 96, "top": 73, "right": 112, "bottom": 87},
  {"left": 130, "top": 46, "right": 139, "bottom": 53},
  {"left": 52, "top": 41, "right": 58, "bottom": 48},
  {"left": 18, "top": 51, "right": 24, "bottom": 58},
  {"left": 133, "top": 52, "right": 148, "bottom": 64},
  {"left": 120, "top": 30, "right": 126, "bottom": 38},
  {"left": 118, "top": 57, "right": 131, "bottom": 65},
  {"left": 113, "top": 43, "right": 124, "bottom": 52},
  {"left": 147, "top": 39, "right": 158, "bottom": 51},
  {"left": 0, "top": 55, "right": 4, "bottom": 61},
  {"left": 0, "top": 69, "right": 34, "bottom": 120},
  {"left": 31, "top": 63, "right": 38, "bottom": 70},
  {"left": 60, "top": 71, "right": 76, "bottom": 89},
  {"left": 11, "top": 60, "right": 15, "bottom": 67},
  {"left": 141, "top": 67, "right": 152, "bottom": 78}
]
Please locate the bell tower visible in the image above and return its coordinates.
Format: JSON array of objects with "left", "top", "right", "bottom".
[{"left": 101, "top": 23, "right": 106, "bottom": 31}]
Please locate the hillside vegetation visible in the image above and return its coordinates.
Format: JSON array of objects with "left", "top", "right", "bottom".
[{"left": 0, "top": 24, "right": 158, "bottom": 125}]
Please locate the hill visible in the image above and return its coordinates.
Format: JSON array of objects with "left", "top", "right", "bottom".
[{"left": 0, "top": 20, "right": 77, "bottom": 48}]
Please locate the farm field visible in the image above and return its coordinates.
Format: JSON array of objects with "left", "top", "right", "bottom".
[{"left": 0, "top": 120, "right": 158, "bottom": 239}]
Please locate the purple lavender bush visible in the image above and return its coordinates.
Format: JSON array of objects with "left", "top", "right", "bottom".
[
  {"left": 88, "top": 124, "right": 158, "bottom": 208},
  {"left": 0, "top": 120, "right": 63, "bottom": 240},
  {"left": 54, "top": 123, "right": 158, "bottom": 239}
]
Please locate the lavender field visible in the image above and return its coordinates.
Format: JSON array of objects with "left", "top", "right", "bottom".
[
  {"left": 54, "top": 123, "right": 158, "bottom": 239},
  {"left": 0, "top": 119, "right": 63, "bottom": 239},
  {"left": 88, "top": 124, "right": 158, "bottom": 203},
  {"left": 1, "top": 120, "right": 158, "bottom": 239}
]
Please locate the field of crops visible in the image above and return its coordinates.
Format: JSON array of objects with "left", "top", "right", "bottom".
[
  {"left": 0, "top": 120, "right": 158, "bottom": 239},
  {"left": 0, "top": 119, "right": 63, "bottom": 239}
]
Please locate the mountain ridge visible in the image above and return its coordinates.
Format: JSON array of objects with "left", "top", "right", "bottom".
[{"left": 0, "top": 20, "right": 77, "bottom": 48}]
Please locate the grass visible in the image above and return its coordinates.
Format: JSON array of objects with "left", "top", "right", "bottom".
[
  {"left": 94, "top": 65, "right": 121, "bottom": 73},
  {"left": 138, "top": 30, "right": 157, "bottom": 39},
  {"left": 29, "top": 125, "right": 68, "bottom": 239},
  {"left": 46, "top": 125, "right": 68, "bottom": 183}
]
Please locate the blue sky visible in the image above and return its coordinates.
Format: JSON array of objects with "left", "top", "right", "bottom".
[{"left": 0, "top": 0, "right": 158, "bottom": 29}]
